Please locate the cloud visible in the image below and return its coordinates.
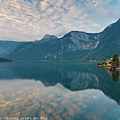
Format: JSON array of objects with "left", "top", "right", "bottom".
[{"left": 0, "top": 0, "right": 120, "bottom": 41}]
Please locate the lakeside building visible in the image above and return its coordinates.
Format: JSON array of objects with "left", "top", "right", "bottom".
[{"left": 106, "top": 58, "right": 112, "bottom": 66}]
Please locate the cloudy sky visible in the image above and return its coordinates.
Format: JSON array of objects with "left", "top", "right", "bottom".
[{"left": 0, "top": 0, "right": 120, "bottom": 41}]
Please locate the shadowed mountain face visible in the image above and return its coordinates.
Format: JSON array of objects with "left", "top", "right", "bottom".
[
  {"left": 0, "top": 62, "right": 120, "bottom": 105},
  {"left": 5, "top": 18, "right": 120, "bottom": 61},
  {"left": 85, "top": 19, "right": 120, "bottom": 60},
  {"left": 0, "top": 41, "right": 24, "bottom": 57}
]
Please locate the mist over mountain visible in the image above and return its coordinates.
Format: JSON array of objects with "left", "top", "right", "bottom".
[{"left": 0, "top": 18, "right": 120, "bottom": 61}]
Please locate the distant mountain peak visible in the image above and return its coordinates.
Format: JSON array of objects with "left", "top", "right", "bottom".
[{"left": 42, "top": 34, "right": 57, "bottom": 40}]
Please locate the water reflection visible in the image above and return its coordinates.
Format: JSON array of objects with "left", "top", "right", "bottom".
[
  {"left": 107, "top": 69, "right": 120, "bottom": 82},
  {"left": 0, "top": 62, "right": 120, "bottom": 104},
  {"left": 0, "top": 80, "right": 120, "bottom": 120},
  {"left": 0, "top": 62, "right": 120, "bottom": 119}
]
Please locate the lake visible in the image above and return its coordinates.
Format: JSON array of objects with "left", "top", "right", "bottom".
[{"left": 0, "top": 62, "right": 120, "bottom": 120}]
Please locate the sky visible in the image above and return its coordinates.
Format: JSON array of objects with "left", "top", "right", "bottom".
[{"left": 0, "top": 0, "right": 120, "bottom": 41}]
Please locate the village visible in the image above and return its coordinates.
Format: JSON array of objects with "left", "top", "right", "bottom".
[{"left": 98, "top": 53, "right": 120, "bottom": 71}]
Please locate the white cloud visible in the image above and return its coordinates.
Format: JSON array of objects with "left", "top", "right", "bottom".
[{"left": 0, "top": 0, "right": 120, "bottom": 41}]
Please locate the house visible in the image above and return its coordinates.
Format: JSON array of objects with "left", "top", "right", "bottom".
[{"left": 106, "top": 58, "right": 112, "bottom": 66}]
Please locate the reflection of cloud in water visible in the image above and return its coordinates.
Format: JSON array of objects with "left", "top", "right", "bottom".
[{"left": 0, "top": 80, "right": 120, "bottom": 120}]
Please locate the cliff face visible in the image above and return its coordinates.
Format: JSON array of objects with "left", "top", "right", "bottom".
[{"left": 60, "top": 31, "right": 99, "bottom": 51}]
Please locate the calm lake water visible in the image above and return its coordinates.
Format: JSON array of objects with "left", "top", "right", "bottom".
[{"left": 0, "top": 62, "right": 120, "bottom": 120}]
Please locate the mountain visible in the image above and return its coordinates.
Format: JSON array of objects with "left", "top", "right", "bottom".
[
  {"left": 7, "top": 35, "right": 60, "bottom": 61},
  {"left": 5, "top": 18, "right": 120, "bottom": 61},
  {"left": 61, "top": 31, "right": 99, "bottom": 51},
  {"left": 40, "top": 34, "right": 58, "bottom": 42},
  {"left": 0, "top": 40, "right": 24, "bottom": 57},
  {"left": 84, "top": 18, "right": 120, "bottom": 60},
  {"left": 7, "top": 32, "right": 99, "bottom": 61}
]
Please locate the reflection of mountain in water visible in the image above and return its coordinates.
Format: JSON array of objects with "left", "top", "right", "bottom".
[{"left": 0, "top": 62, "right": 120, "bottom": 104}]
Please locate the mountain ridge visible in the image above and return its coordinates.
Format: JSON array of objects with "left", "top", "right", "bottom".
[
  {"left": 83, "top": 18, "right": 120, "bottom": 60},
  {"left": 0, "top": 18, "right": 120, "bottom": 61}
]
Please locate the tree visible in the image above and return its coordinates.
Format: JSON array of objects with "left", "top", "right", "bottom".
[{"left": 112, "top": 53, "right": 119, "bottom": 67}]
